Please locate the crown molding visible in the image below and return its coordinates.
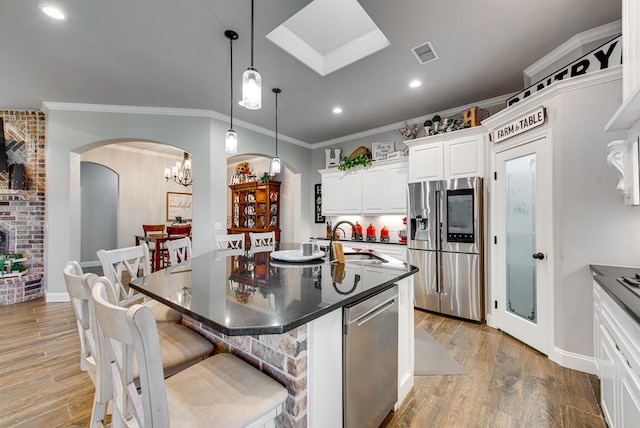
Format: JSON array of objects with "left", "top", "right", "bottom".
[
  {"left": 313, "top": 92, "right": 515, "bottom": 148},
  {"left": 40, "top": 102, "right": 312, "bottom": 149}
]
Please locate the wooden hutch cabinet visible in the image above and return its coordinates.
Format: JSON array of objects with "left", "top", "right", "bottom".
[{"left": 228, "top": 180, "right": 281, "bottom": 248}]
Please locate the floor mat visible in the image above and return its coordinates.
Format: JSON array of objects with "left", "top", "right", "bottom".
[{"left": 414, "top": 328, "right": 467, "bottom": 376}]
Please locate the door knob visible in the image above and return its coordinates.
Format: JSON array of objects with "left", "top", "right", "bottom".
[{"left": 532, "top": 252, "right": 545, "bottom": 260}]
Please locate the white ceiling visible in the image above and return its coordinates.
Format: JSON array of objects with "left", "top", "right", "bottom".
[{"left": 0, "top": 0, "right": 621, "bottom": 145}]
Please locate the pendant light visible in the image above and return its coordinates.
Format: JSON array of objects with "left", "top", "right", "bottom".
[
  {"left": 225, "top": 30, "right": 239, "bottom": 154},
  {"left": 270, "top": 88, "right": 282, "bottom": 175},
  {"left": 241, "top": 0, "right": 261, "bottom": 110}
]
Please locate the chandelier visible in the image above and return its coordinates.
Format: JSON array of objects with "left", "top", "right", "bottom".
[{"left": 165, "top": 152, "right": 193, "bottom": 187}]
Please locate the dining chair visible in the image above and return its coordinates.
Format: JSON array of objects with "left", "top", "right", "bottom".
[
  {"left": 71, "top": 272, "right": 214, "bottom": 427},
  {"left": 215, "top": 233, "right": 245, "bottom": 255},
  {"left": 249, "top": 231, "right": 275, "bottom": 254},
  {"left": 63, "top": 261, "right": 108, "bottom": 428},
  {"left": 97, "top": 243, "right": 182, "bottom": 323},
  {"left": 91, "top": 277, "right": 288, "bottom": 428},
  {"left": 166, "top": 236, "right": 192, "bottom": 266},
  {"left": 143, "top": 224, "right": 166, "bottom": 262},
  {"left": 167, "top": 224, "right": 192, "bottom": 237}
]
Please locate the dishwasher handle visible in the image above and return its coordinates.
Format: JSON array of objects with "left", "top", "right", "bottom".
[{"left": 354, "top": 299, "right": 396, "bottom": 327}]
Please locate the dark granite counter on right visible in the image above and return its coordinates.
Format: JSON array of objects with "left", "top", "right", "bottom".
[{"left": 590, "top": 264, "right": 640, "bottom": 325}]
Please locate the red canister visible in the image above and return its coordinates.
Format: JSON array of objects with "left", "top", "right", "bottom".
[
  {"left": 352, "top": 221, "right": 363, "bottom": 240},
  {"left": 380, "top": 226, "right": 390, "bottom": 242},
  {"left": 366, "top": 224, "right": 376, "bottom": 242}
]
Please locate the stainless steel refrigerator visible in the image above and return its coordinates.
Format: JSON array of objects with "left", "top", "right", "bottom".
[{"left": 407, "top": 177, "right": 484, "bottom": 321}]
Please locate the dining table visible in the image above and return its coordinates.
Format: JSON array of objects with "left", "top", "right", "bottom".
[{"left": 134, "top": 233, "right": 188, "bottom": 272}]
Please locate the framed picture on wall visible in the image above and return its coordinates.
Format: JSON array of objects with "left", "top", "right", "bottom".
[
  {"left": 314, "top": 184, "right": 325, "bottom": 223},
  {"left": 166, "top": 192, "right": 192, "bottom": 221}
]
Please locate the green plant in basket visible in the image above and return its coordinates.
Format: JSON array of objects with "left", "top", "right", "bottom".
[{"left": 338, "top": 154, "right": 372, "bottom": 171}]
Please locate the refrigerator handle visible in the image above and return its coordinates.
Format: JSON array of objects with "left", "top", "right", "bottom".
[{"left": 436, "top": 189, "right": 442, "bottom": 294}]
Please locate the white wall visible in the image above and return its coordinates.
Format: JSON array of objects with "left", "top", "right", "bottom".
[
  {"left": 81, "top": 145, "right": 191, "bottom": 254},
  {"left": 43, "top": 105, "right": 314, "bottom": 301},
  {"left": 484, "top": 68, "right": 639, "bottom": 364}
]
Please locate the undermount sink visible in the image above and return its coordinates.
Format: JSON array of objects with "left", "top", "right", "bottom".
[{"left": 342, "top": 252, "right": 388, "bottom": 264}]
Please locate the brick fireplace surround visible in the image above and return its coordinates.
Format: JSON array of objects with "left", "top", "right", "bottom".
[{"left": 0, "top": 110, "right": 45, "bottom": 305}]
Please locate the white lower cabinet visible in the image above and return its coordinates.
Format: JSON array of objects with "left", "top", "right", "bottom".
[{"left": 593, "top": 281, "right": 640, "bottom": 427}]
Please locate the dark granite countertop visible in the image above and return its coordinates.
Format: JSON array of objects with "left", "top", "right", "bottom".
[
  {"left": 590, "top": 264, "right": 640, "bottom": 325},
  {"left": 130, "top": 244, "right": 417, "bottom": 336}
]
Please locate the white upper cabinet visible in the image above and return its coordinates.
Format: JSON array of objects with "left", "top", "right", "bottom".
[
  {"left": 445, "top": 135, "right": 485, "bottom": 178},
  {"left": 320, "top": 158, "right": 408, "bottom": 215},
  {"left": 408, "top": 142, "right": 443, "bottom": 181},
  {"left": 362, "top": 160, "right": 408, "bottom": 214},
  {"left": 320, "top": 169, "right": 362, "bottom": 215},
  {"left": 321, "top": 171, "right": 341, "bottom": 215},
  {"left": 340, "top": 171, "right": 362, "bottom": 214},
  {"left": 407, "top": 127, "right": 486, "bottom": 182}
]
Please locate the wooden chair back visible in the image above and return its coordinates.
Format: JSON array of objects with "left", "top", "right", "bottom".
[
  {"left": 97, "top": 243, "right": 151, "bottom": 306},
  {"left": 143, "top": 224, "right": 165, "bottom": 236},
  {"left": 249, "top": 231, "right": 275, "bottom": 254},
  {"left": 215, "top": 233, "right": 245, "bottom": 255},
  {"left": 167, "top": 224, "right": 192, "bottom": 237},
  {"left": 166, "top": 237, "right": 192, "bottom": 266}
]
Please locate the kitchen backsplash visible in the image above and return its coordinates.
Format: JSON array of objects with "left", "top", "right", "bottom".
[{"left": 316, "top": 215, "right": 406, "bottom": 243}]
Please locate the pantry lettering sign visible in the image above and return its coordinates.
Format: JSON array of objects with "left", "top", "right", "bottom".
[
  {"left": 490, "top": 106, "right": 546, "bottom": 144},
  {"left": 507, "top": 35, "right": 621, "bottom": 106}
]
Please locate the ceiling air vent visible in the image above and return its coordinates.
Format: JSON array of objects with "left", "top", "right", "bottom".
[{"left": 411, "top": 41, "right": 439, "bottom": 65}]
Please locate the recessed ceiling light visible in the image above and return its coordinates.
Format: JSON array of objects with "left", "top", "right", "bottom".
[
  {"left": 38, "top": 3, "right": 67, "bottom": 21},
  {"left": 333, "top": 107, "right": 343, "bottom": 114},
  {"left": 409, "top": 80, "right": 422, "bottom": 88}
]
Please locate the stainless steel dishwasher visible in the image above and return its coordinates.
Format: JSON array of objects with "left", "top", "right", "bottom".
[{"left": 343, "top": 285, "right": 398, "bottom": 428}]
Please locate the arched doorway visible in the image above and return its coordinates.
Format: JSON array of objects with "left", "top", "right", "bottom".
[{"left": 80, "top": 162, "right": 118, "bottom": 266}]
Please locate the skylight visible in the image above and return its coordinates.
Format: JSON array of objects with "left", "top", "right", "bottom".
[{"left": 266, "top": 0, "right": 390, "bottom": 76}]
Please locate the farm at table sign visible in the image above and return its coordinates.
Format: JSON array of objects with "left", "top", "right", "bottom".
[
  {"left": 507, "top": 35, "right": 621, "bottom": 106},
  {"left": 490, "top": 106, "right": 546, "bottom": 144}
]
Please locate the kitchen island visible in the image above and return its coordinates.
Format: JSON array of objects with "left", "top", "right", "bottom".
[{"left": 130, "top": 244, "right": 417, "bottom": 427}]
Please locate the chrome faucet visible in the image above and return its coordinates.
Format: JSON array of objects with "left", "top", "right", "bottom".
[{"left": 329, "top": 220, "right": 356, "bottom": 261}]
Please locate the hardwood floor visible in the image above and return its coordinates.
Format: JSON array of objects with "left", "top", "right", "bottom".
[
  {"left": 383, "top": 310, "right": 606, "bottom": 428},
  {"left": 0, "top": 299, "right": 605, "bottom": 427},
  {"left": 0, "top": 299, "right": 94, "bottom": 428}
]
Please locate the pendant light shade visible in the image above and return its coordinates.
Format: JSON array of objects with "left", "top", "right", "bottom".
[
  {"left": 225, "top": 129, "right": 238, "bottom": 153},
  {"left": 270, "top": 88, "right": 281, "bottom": 175},
  {"left": 242, "top": 67, "right": 262, "bottom": 110},
  {"left": 242, "top": 0, "right": 261, "bottom": 110},
  {"left": 225, "top": 30, "right": 239, "bottom": 154}
]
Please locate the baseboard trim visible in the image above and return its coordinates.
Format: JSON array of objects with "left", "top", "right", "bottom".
[
  {"left": 45, "top": 291, "right": 70, "bottom": 303},
  {"left": 549, "top": 346, "right": 597, "bottom": 375}
]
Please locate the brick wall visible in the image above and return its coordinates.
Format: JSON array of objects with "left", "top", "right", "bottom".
[{"left": 0, "top": 110, "right": 46, "bottom": 305}]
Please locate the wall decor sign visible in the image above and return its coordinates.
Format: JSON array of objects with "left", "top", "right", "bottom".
[
  {"left": 507, "top": 35, "right": 621, "bottom": 106},
  {"left": 166, "top": 192, "right": 192, "bottom": 221},
  {"left": 490, "top": 106, "right": 546, "bottom": 144},
  {"left": 314, "top": 184, "right": 325, "bottom": 223},
  {"left": 372, "top": 142, "right": 394, "bottom": 160}
]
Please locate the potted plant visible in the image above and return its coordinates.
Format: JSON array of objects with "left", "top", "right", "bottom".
[{"left": 338, "top": 153, "right": 373, "bottom": 171}]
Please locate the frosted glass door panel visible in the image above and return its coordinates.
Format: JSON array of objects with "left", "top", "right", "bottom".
[{"left": 505, "top": 154, "right": 537, "bottom": 323}]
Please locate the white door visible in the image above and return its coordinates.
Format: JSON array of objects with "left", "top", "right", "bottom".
[{"left": 492, "top": 135, "right": 551, "bottom": 354}]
